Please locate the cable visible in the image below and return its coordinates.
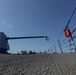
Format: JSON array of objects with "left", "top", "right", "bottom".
[
  {"left": 62, "top": 44, "right": 73, "bottom": 49},
  {"left": 63, "top": 48, "right": 74, "bottom": 51},
  {"left": 58, "top": 31, "right": 64, "bottom": 39},
  {"left": 61, "top": 40, "right": 69, "bottom": 46},
  {"left": 60, "top": 37, "right": 67, "bottom": 44},
  {"left": 66, "top": 6, "right": 76, "bottom": 27}
]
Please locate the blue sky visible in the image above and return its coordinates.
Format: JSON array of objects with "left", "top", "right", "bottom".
[{"left": 0, "top": 0, "right": 76, "bottom": 53}]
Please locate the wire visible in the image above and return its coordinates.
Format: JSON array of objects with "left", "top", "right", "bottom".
[
  {"left": 71, "top": 28, "right": 76, "bottom": 34},
  {"left": 60, "top": 37, "right": 67, "bottom": 44},
  {"left": 61, "top": 40, "right": 69, "bottom": 46},
  {"left": 58, "top": 31, "right": 64, "bottom": 39},
  {"left": 66, "top": 6, "right": 76, "bottom": 27},
  {"left": 63, "top": 48, "right": 74, "bottom": 51},
  {"left": 62, "top": 44, "right": 73, "bottom": 49}
]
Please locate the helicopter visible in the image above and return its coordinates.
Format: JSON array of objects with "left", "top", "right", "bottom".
[{"left": 0, "top": 32, "right": 48, "bottom": 54}]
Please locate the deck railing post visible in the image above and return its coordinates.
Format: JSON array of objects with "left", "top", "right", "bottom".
[
  {"left": 58, "top": 39, "right": 63, "bottom": 54},
  {"left": 51, "top": 47, "right": 53, "bottom": 53},
  {"left": 54, "top": 44, "right": 57, "bottom": 53}
]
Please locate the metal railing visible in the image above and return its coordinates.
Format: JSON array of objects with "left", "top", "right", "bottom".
[
  {"left": 47, "top": 27, "right": 76, "bottom": 54},
  {"left": 47, "top": 6, "right": 76, "bottom": 54}
]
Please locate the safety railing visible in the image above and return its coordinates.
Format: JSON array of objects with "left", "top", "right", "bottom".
[
  {"left": 47, "top": 6, "right": 76, "bottom": 54},
  {"left": 47, "top": 27, "right": 76, "bottom": 54}
]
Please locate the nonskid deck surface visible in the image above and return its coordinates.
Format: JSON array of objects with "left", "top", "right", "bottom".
[{"left": 0, "top": 53, "right": 76, "bottom": 75}]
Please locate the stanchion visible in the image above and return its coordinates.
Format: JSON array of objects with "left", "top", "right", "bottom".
[{"left": 58, "top": 39, "right": 63, "bottom": 54}]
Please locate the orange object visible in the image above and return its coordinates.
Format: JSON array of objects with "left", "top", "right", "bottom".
[{"left": 64, "top": 27, "right": 71, "bottom": 37}]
